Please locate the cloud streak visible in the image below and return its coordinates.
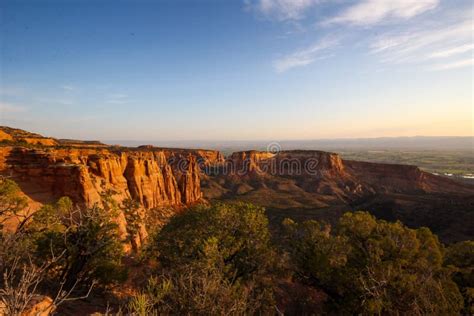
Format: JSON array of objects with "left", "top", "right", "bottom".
[
  {"left": 245, "top": 0, "right": 472, "bottom": 72},
  {"left": 430, "top": 58, "right": 473, "bottom": 71},
  {"left": 427, "top": 43, "right": 474, "bottom": 59},
  {"left": 273, "top": 36, "right": 339, "bottom": 72},
  {"left": 325, "top": 0, "right": 439, "bottom": 26},
  {"left": 60, "top": 85, "right": 75, "bottom": 91},
  {"left": 106, "top": 93, "right": 130, "bottom": 104},
  {"left": 370, "top": 18, "right": 473, "bottom": 65},
  {"left": 245, "top": 0, "right": 320, "bottom": 21}
]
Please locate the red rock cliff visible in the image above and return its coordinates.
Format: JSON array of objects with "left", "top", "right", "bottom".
[{"left": 0, "top": 146, "right": 207, "bottom": 209}]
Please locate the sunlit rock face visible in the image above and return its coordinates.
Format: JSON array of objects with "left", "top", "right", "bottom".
[
  {"left": 0, "top": 146, "right": 211, "bottom": 208},
  {"left": 0, "top": 143, "right": 220, "bottom": 251}
]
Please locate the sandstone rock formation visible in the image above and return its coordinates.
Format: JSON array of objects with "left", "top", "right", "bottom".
[
  {"left": 0, "top": 127, "right": 222, "bottom": 249},
  {"left": 1, "top": 127, "right": 473, "bottom": 243},
  {"left": 0, "top": 147, "right": 211, "bottom": 210},
  {"left": 0, "top": 126, "right": 58, "bottom": 146},
  {"left": 208, "top": 150, "right": 473, "bottom": 197},
  {"left": 202, "top": 150, "right": 474, "bottom": 242}
]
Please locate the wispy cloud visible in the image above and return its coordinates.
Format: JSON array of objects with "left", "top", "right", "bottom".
[
  {"left": 325, "top": 0, "right": 439, "bottom": 26},
  {"left": 106, "top": 93, "right": 129, "bottom": 104},
  {"left": 274, "top": 36, "right": 339, "bottom": 72},
  {"left": 246, "top": 0, "right": 472, "bottom": 73},
  {"left": 244, "top": 0, "right": 321, "bottom": 21},
  {"left": 427, "top": 43, "right": 474, "bottom": 59},
  {"left": 60, "top": 85, "right": 75, "bottom": 91},
  {"left": 370, "top": 18, "right": 472, "bottom": 65},
  {"left": 430, "top": 58, "right": 473, "bottom": 71},
  {"left": 0, "top": 102, "right": 28, "bottom": 113}
]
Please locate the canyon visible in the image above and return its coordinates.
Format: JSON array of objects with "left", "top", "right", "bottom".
[{"left": 1, "top": 126, "right": 473, "bottom": 243}]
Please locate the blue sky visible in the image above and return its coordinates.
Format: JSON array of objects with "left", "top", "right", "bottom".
[{"left": 0, "top": 0, "right": 472, "bottom": 141}]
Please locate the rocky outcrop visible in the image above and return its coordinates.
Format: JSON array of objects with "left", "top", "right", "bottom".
[
  {"left": 0, "top": 147, "right": 205, "bottom": 209},
  {"left": 344, "top": 159, "right": 474, "bottom": 195},
  {"left": 0, "top": 126, "right": 58, "bottom": 146},
  {"left": 0, "top": 127, "right": 225, "bottom": 250},
  {"left": 163, "top": 148, "right": 225, "bottom": 167},
  {"left": 0, "top": 130, "right": 13, "bottom": 141},
  {"left": 228, "top": 151, "right": 276, "bottom": 174},
  {"left": 178, "top": 155, "right": 203, "bottom": 203},
  {"left": 202, "top": 149, "right": 474, "bottom": 242},
  {"left": 0, "top": 145, "right": 213, "bottom": 250},
  {"left": 204, "top": 150, "right": 365, "bottom": 203},
  {"left": 204, "top": 150, "right": 474, "bottom": 201}
]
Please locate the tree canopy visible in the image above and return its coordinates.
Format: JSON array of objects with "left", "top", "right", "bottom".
[{"left": 283, "top": 211, "right": 464, "bottom": 315}]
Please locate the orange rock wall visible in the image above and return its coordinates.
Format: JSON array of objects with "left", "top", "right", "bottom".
[{"left": 0, "top": 146, "right": 208, "bottom": 209}]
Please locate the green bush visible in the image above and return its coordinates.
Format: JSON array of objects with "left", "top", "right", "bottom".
[
  {"left": 126, "top": 266, "right": 271, "bottom": 315},
  {"left": 151, "top": 203, "right": 277, "bottom": 281},
  {"left": 283, "top": 211, "right": 464, "bottom": 315},
  {"left": 0, "top": 177, "right": 32, "bottom": 271},
  {"left": 141, "top": 202, "right": 279, "bottom": 314},
  {"left": 445, "top": 240, "right": 474, "bottom": 314},
  {"left": 29, "top": 197, "right": 127, "bottom": 291},
  {"left": 0, "top": 177, "right": 28, "bottom": 229}
]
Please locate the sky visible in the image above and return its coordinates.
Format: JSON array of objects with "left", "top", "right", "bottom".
[{"left": 0, "top": 0, "right": 473, "bottom": 141}]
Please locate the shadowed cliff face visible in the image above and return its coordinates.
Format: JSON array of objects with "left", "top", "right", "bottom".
[
  {"left": 204, "top": 150, "right": 474, "bottom": 197},
  {"left": 201, "top": 150, "right": 474, "bottom": 242}
]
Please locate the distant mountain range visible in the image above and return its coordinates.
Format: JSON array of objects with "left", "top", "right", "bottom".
[{"left": 107, "top": 136, "right": 474, "bottom": 153}]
